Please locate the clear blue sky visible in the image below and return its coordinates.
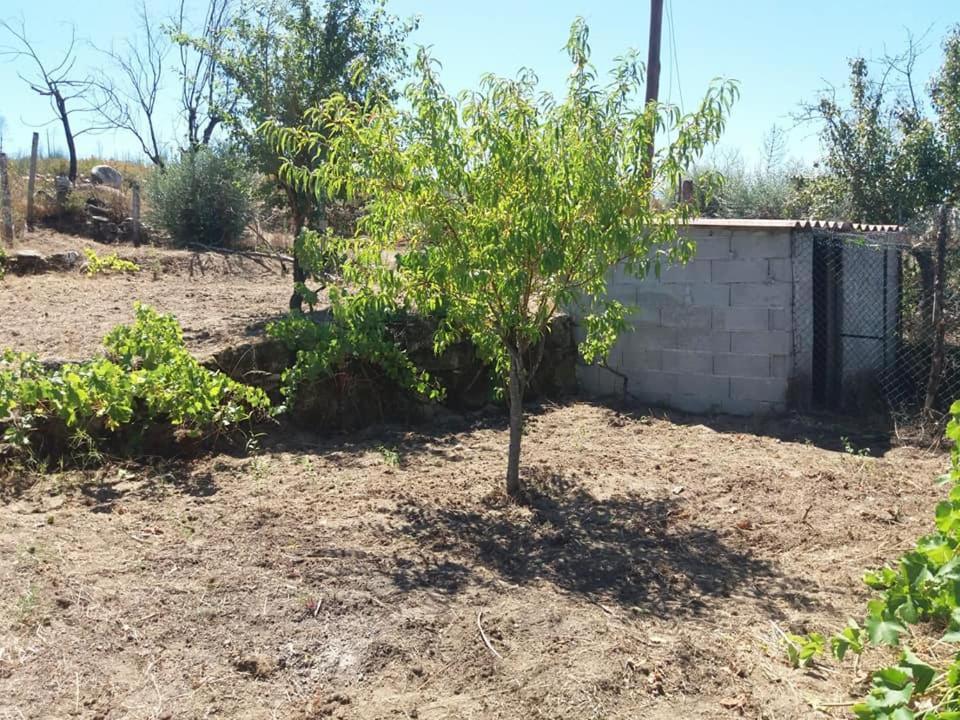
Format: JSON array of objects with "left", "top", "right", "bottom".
[{"left": 1, "top": 0, "right": 957, "bottom": 164}]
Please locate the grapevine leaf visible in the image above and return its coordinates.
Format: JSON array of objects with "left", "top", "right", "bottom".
[
  {"left": 866, "top": 613, "right": 906, "bottom": 646},
  {"left": 900, "top": 649, "right": 935, "bottom": 694}
]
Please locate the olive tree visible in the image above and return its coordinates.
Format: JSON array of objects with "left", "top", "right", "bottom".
[{"left": 266, "top": 19, "right": 736, "bottom": 497}]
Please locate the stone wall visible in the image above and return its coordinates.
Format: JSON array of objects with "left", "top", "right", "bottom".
[
  {"left": 208, "top": 314, "right": 578, "bottom": 431},
  {"left": 575, "top": 224, "right": 796, "bottom": 415}
]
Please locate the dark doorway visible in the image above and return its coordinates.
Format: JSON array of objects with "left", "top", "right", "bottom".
[{"left": 811, "top": 236, "right": 843, "bottom": 408}]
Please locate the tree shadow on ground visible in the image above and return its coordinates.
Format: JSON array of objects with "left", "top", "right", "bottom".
[
  {"left": 243, "top": 307, "right": 332, "bottom": 339},
  {"left": 582, "top": 397, "right": 895, "bottom": 457},
  {"left": 77, "top": 464, "right": 218, "bottom": 513},
  {"left": 390, "top": 468, "right": 814, "bottom": 618}
]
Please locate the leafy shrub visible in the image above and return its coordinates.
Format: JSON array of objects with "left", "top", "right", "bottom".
[
  {"left": 782, "top": 400, "right": 960, "bottom": 718},
  {"left": 0, "top": 305, "right": 270, "bottom": 456},
  {"left": 266, "top": 227, "right": 439, "bottom": 404},
  {"left": 83, "top": 248, "right": 140, "bottom": 275},
  {"left": 147, "top": 146, "right": 253, "bottom": 247},
  {"left": 693, "top": 128, "right": 810, "bottom": 219},
  {"left": 267, "top": 297, "right": 440, "bottom": 405}
]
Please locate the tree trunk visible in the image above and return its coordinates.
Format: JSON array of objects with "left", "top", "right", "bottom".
[
  {"left": 506, "top": 349, "right": 524, "bottom": 498},
  {"left": 913, "top": 248, "right": 935, "bottom": 338},
  {"left": 288, "top": 189, "right": 307, "bottom": 312},
  {"left": 287, "top": 189, "right": 326, "bottom": 312},
  {"left": 924, "top": 204, "right": 951, "bottom": 416},
  {"left": 201, "top": 114, "right": 220, "bottom": 147},
  {"left": 55, "top": 93, "right": 78, "bottom": 183}
]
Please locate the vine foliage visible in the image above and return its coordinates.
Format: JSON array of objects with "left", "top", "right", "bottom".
[
  {"left": 267, "top": 230, "right": 441, "bottom": 404},
  {"left": 0, "top": 304, "right": 270, "bottom": 456},
  {"left": 785, "top": 402, "right": 960, "bottom": 719}
]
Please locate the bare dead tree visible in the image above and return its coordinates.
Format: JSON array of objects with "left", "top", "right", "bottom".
[
  {"left": 880, "top": 27, "right": 934, "bottom": 117},
  {"left": 0, "top": 20, "right": 107, "bottom": 183},
  {"left": 90, "top": 1, "right": 169, "bottom": 167},
  {"left": 170, "top": 0, "right": 236, "bottom": 151}
]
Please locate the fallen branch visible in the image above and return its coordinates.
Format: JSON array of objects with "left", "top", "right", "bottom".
[
  {"left": 476, "top": 609, "right": 502, "bottom": 660},
  {"left": 186, "top": 242, "right": 293, "bottom": 265},
  {"left": 590, "top": 599, "right": 616, "bottom": 616}
]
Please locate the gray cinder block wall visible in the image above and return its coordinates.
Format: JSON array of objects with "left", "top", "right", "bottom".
[{"left": 575, "top": 220, "right": 796, "bottom": 415}]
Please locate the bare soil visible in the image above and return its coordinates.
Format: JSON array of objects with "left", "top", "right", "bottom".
[
  {"left": 0, "top": 230, "right": 295, "bottom": 361},
  {"left": 0, "top": 403, "right": 947, "bottom": 719}
]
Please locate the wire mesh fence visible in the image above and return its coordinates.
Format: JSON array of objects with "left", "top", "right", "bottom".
[{"left": 791, "top": 221, "right": 960, "bottom": 437}]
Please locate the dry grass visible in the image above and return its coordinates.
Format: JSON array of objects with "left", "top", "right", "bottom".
[
  {"left": 0, "top": 154, "right": 304, "bottom": 250},
  {"left": 0, "top": 403, "right": 949, "bottom": 719},
  {"left": 7, "top": 156, "right": 155, "bottom": 186},
  {"left": 1, "top": 157, "right": 154, "bottom": 242}
]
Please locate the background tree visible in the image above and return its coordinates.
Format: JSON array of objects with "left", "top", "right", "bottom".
[
  {"left": 200, "top": 0, "right": 416, "bottom": 309},
  {"left": 695, "top": 125, "right": 809, "bottom": 219},
  {"left": 169, "top": 0, "right": 236, "bottom": 152},
  {"left": 797, "top": 30, "right": 959, "bottom": 224},
  {"left": 932, "top": 26, "right": 960, "bottom": 204},
  {"left": 0, "top": 115, "right": 6, "bottom": 153},
  {"left": 0, "top": 20, "right": 105, "bottom": 183},
  {"left": 798, "top": 28, "right": 960, "bottom": 421},
  {"left": 267, "top": 19, "right": 736, "bottom": 496},
  {"left": 90, "top": 1, "right": 170, "bottom": 167}
]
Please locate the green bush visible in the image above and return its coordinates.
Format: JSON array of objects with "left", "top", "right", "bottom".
[
  {"left": 83, "top": 248, "right": 140, "bottom": 276},
  {"left": 266, "top": 229, "right": 440, "bottom": 404},
  {"left": 780, "top": 401, "right": 960, "bottom": 718},
  {"left": 0, "top": 305, "right": 270, "bottom": 456},
  {"left": 147, "top": 146, "right": 253, "bottom": 247}
]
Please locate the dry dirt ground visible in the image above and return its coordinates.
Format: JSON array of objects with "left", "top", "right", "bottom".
[
  {"left": 0, "top": 402, "right": 949, "bottom": 720},
  {"left": 0, "top": 231, "right": 294, "bottom": 361}
]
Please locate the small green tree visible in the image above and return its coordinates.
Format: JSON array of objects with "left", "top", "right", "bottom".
[{"left": 266, "top": 19, "right": 736, "bottom": 496}]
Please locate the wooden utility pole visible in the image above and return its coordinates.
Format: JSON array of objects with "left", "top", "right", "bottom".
[
  {"left": 0, "top": 153, "right": 13, "bottom": 246},
  {"left": 645, "top": 0, "right": 664, "bottom": 175},
  {"left": 26, "top": 132, "right": 39, "bottom": 230}
]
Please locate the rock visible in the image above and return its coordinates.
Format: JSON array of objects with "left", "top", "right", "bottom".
[
  {"left": 89, "top": 165, "right": 123, "bottom": 189},
  {"left": 47, "top": 251, "right": 81, "bottom": 272},
  {"left": 54, "top": 175, "right": 72, "bottom": 203},
  {"left": 90, "top": 221, "right": 120, "bottom": 243},
  {"left": 43, "top": 495, "right": 65, "bottom": 511},
  {"left": 88, "top": 186, "right": 123, "bottom": 200},
  {"left": 206, "top": 339, "right": 291, "bottom": 400},
  {"left": 233, "top": 654, "right": 276, "bottom": 678},
  {"left": 7, "top": 249, "right": 81, "bottom": 275},
  {"left": 8, "top": 249, "right": 49, "bottom": 274}
]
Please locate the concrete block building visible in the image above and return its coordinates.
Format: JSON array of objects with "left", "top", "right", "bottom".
[{"left": 575, "top": 219, "right": 903, "bottom": 415}]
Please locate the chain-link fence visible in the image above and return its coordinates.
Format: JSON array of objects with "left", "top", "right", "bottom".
[{"left": 791, "top": 224, "right": 960, "bottom": 435}]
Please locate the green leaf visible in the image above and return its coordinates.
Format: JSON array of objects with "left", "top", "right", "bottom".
[
  {"left": 832, "top": 621, "right": 866, "bottom": 661},
  {"left": 866, "top": 613, "right": 906, "bottom": 646},
  {"left": 900, "top": 649, "right": 935, "bottom": 694}
]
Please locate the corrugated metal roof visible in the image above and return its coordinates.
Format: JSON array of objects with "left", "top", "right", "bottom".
[{"left": 688, "top": 218, "right": 902, "bottom": 233}]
